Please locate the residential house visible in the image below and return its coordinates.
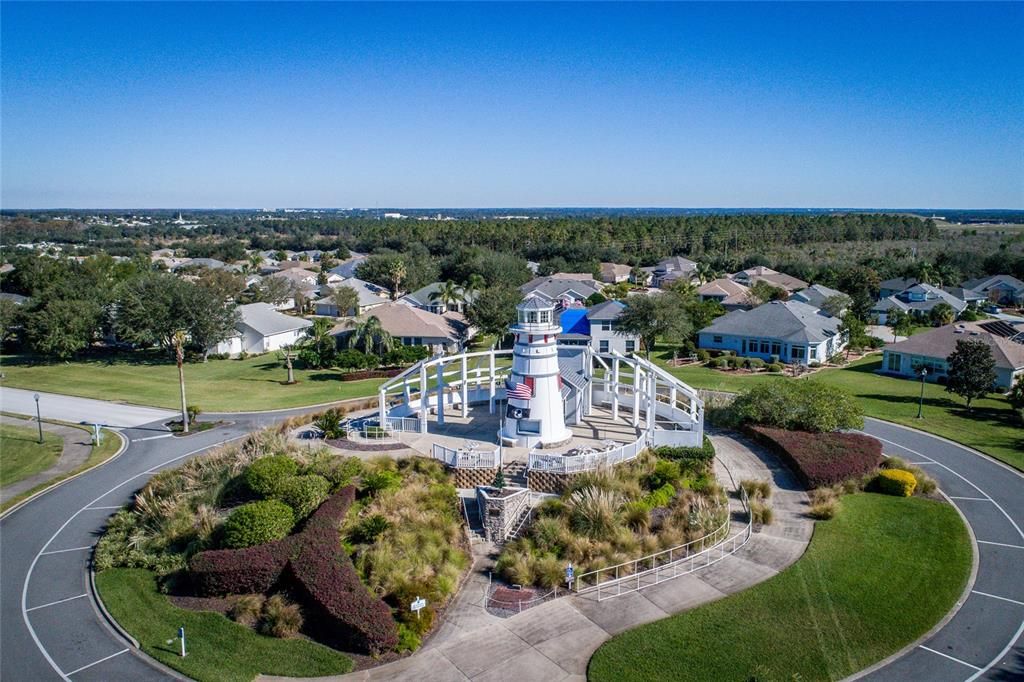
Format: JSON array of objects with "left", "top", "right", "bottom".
[
  {"left": 0, "top": 292, "right": 28, "bottom": 305},
  {"left": 520, "top": 274, "right": 604, "bottom": 305},
  {"left": 556, "top": 300, "right": 641, "bottom": 355},
  {"left": 698, "top": 278, "right": 751, "bottom": 310},
  {"left": 878, "top": 277, "right": 918, "bottom": 299},
  {"left": 791, "top": 284, "right": 848, "bottom": 313},
  {"left": 962, "top": 275, "right": 1024, "bottom": 306},
  {"left": 332, "top": 302, "right": 472, "bottom": 354},
  {"left": 327, "top": 252, "right": 367, "bottom": 279},
  {"left": 267, "top": 268, "right": 320, "bottom": 289},
  {"left": 173, "top": 257, "right": 226, "bottom": 271},
  {"left": 698, "top": 299, "right": 847, "bottom": 365},
  {"left": 731, "top": 266, "right": 808, "bottom": 294},
  {"left": 599, "top": 262, "right": 632, "bottom": 284},
  {"left": 313, "top": 278, "right": 388, "bottom": 317},
  {"left": 400, "top": 282, "right": 479, "bottom": 314},
  {"left": 871, "top": 283, "right": 969, "bottom": 324},
  {"left": 881, "top": 321, "right": 1024, "bottom": 390},
  {"left": 208, "top": 303, "right": 312, "bottom": 357},
  {"left": 941, "top": 287, "right": 986, "bottom": 308},
  {"left": 652, "top": 256, "right": 697, "bottom": 288}
]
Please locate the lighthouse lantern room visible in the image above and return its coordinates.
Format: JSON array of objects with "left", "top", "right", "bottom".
[{"left": 501, "top": 296, "right": 573, "bottom": 448}]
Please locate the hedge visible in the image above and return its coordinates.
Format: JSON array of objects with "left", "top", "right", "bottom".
[
  {"left": 748, "top": 426, "right": 882, "bottom": 489},
  {"left": 188, "top": 486, "right": 399, "bottom": 654},
  {"left": 245, "top": 455, "right": 299, "bottom": 497},
  {"left": 654, "top": 436, "right": 716, "bottom": 473},
  {"left": 223, "top": 500, "right": 295, "bottom": 548},
  {"left": 274, "top": 475, "right": 330, "bottom": 518},
  {"left": 876, "top": 469, "right": 917, "bottom": 497}
]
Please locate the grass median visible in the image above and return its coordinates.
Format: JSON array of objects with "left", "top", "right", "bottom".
[
  {"left": 95, "top": 568, "right": 353, "bottom": 682},
  {"left": 0, "top": 422, "right": 64, "bottom": 487},
  {"left": 588, "top": 493, "right": 971, "bottom": 682}
]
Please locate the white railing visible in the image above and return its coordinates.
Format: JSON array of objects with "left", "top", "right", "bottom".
[
  {"left": 528, "top": 433, "right": 646, "bottom": 474},
  {"left": 574, "top": 488, "right": 752, "bottom": 601},
  {"left": 383, "top": 416, "right": 419, "bottom": 432},
  {"left": 431, "top": 443, "right": 502, "bottom": 469}
]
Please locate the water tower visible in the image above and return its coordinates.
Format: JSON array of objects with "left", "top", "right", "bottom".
[{"left": 501, "top": 296, "right": 572, "bottom": 448}]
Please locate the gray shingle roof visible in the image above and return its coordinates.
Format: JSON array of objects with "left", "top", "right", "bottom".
[
  {"left": 791, "top": 284, "right": 846, "bottom": 310},
  {"left": 586, "top": 300, "right": 626, "bottom": 321},
  {"left": 962, "top": 274, "right": 1024, "bottom": 294},
  {"left": 699, "top": 300, "right": 841, "bottom": 344},
  {"left": 402, "top": 282, "right": 479, "bottom": 308},
  {"left": 884, "top": 322, "right": 1024, "bottom": 371},
  {"left": 237, "top": 303, "right": 312, "bottom": 337},
  {"left": 519, "top": 295, "right": 554, "bottom": 311}
]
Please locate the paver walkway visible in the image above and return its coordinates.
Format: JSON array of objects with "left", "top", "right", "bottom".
[
  {"left": 0, "top": 415, "right": 95, "bottom": 503},
  {"left": 262, "top": 431, "right": 811, "bottom": 682}
]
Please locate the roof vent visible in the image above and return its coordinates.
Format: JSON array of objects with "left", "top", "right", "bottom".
[
  {"left": 954, "top": 329, "right": 964, "bottom": 334},
  {"left": 969, "top": 331, "right": 980, "bottom": 336}
]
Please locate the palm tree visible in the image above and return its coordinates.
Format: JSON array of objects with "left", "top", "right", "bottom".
[
  {"left": 171, "top": 330, "right": 189, "bottom": 433},
  {"left": 302, "top": 317, "right": 337, "bottom": 368},
  {"left": 247, "top": 252, "right": 263, "bottom": 273},
  {"left": 695, "top": 262, "right": 718, "bottom": 284},
  {"left": 387, "top": 259, "right": 406, "bottom": 300},
  {"left": 430, "top": 280, "right": 464, "bottom": 312},
  {"left": 916, "top": 262, "right": 935, "bottom": 286},
  {"left": 462, "top": 273, "right": 486, "bottom": 303},
  {"left": 347, "top": 315, "right": 395, "bottom": 355},
  {"left": 330, "top": 285, "right": 360, "bottom": 317}
]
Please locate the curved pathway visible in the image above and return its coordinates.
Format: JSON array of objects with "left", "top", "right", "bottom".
[
  {"left": 1, "top": 393, "right": 1021, "bottom": 682},
  {"left": 0, "top": 416, "right": 93, "bottom": 505}
]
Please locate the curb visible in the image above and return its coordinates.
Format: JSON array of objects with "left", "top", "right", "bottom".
[
  {"left": 89, "top": 566, "right": 140, "bottom": 648},
  {"left": 844, "top": 461, "right": 981, "bottom": 680},
  {"left": 0, "top": 430, "right": 128, "bottom": 521}
]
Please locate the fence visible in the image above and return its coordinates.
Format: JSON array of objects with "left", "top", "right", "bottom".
[
  {"left": 431, "top": 443, "right": 502, "bottom": 469},
  {"left": 485, "top": 585, "right": 559, "bottom": 615},
  {"left": 528, "top": 433, "right": 646, "bottom": 474},
  {"left": 574, "top": 488, "right": 752, "bottom": 601}
]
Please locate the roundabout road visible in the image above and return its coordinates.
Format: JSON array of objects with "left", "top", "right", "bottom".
[{"left": 1, "top": 401, "right": 1021, "bottom": 681}]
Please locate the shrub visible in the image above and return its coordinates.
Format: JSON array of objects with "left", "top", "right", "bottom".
[
  {"left": 187, "top": 404, "right": 202, "bottom": 424},
  {"left": 244, "top": 455, "right": 299, "bottom": 497},
  {"left": 568, "top": 487, "right": 622, "bottom": 540},
  {"left": 750, "top": 500, "right": 774, "bottom": 525},
  {"left": 696, "top": 349, "right": 710, "bottom": 362},
  {"left": 536, "top": 498, "right": 567, "bottom": 518},
  {"left": 227, "top": 594, "right": 265, "bottom": 627},
  {"left": 746, "top": 357, "right": 765, "bottom": 370},
  {"left": 189, "top": 541, "right": 294, "bottom": 595},
  {"left": 767, "top": 363, "right": 783, "bottom": 373},
  {"left": 352, "top": 514, "right": 391, "bottom": 544},
  {"left": 362, "top": 469, "right": 402, "bottom": 496},
  {"left": 396, "top": 623, "right": 422, "bottom": 653},
  {"left": 534, "top": 555, "right": 566, "bottom": 589},
  {"left": 642, "top": 483, "right": 676, "bottom": 509},
  {"left": 304, "top": 455, "right": 363, "bottom": 489},
  {"left": 714, "top": 357, "right": 729, "bottom": 369},
  {"left": 646, "top": 459, "right": 681, "bottom": 490},
  {"left": 867, "top": 336, "right": 886, "bottom": 349},
  {"left": 809, "top": 499, "right": 839, "bottom": 520},
  {"left": 749, "top": 426, "right": 882, "bottom": 489},
  {"left": 274, "top": 474, "right": 330, "bottom": 519},
  {"left": 622, "top": 501, "right": 651, "bottom": 530},
  {"left": 727, "top": 355, "right": 743, "bottom": 369},
  {"left": 881, "top": 457, "right": 937, "bottom": 496},
  {"left": 740, "top": 479, "right": 772, "bottom": 501},
  {"left": 732, "top": 381, "right": 864, "bottom": 432},
  {"left": 876, "top": 469, "right": 917, "bottom": 497},
  {"left": 222, "top": 500, "right": 295, "bottom": 549},
  {"left": 655, "top": 436, "right": 715, "bottom": 474},
  {"left": 314, "top": 410, "right": 345, "bottom": 439},
  {"left": 260, "top": 595, "right": 303, "bottom": 638}
]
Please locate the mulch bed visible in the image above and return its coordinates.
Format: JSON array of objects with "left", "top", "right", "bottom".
[{"left": 169, "top": 594, "right": 231, "bottom": 614}]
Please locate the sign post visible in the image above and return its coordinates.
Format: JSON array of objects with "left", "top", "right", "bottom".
[
  {"left": 179, "top": 626, "right": 186, "bottom": 657},
  {"left": 565, "top": 563, "right": 574, "bottom": 591},
  {"left": 93, "top": 423, "right": 102, "bottom": 446},
  {"left": 411, "top": 596, "right": 427, "bottom": 620}
]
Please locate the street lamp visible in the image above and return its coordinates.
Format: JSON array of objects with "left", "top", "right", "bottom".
[
  {"left": 916, "top": 367, "right": 928, "bottom": 419},
  {"left": 33, "top": 393, "right": 43, "bottom": 444}
]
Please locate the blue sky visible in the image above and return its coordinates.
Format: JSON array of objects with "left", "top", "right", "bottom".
[{"left": 2, "top": 2, "right": 1022, "bottom": 208}]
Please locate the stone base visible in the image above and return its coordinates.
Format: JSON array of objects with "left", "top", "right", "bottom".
[
  {"left": 527, "top": 470, "right": 578, "bottom": 494},
  {"left": 450, "top": 467, "right": 499, "bottom": 489}
]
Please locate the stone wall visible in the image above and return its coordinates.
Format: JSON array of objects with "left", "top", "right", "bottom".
[
  {"left": 450, "top": 467, "right": 498, "bottom": 489},
  {"left": 476, "top": 486, "right": 531, "bottom": 543},
  {"left": 527, "top": 470, "right": 578, "bottom": 495}
]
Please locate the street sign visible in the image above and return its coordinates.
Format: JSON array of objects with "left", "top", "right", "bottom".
[
  {"left": 411, "top": 597, "right": 427, "bottom": 619},
  {"left": 177, "top": 626, "right": 187, "bottom": 657},
  {"left": 565, "top": 563, "right": 574, "bottom": 587}
]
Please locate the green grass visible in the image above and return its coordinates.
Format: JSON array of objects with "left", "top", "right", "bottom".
[
  {"left": 815, "top": 357, "right": 1023, "bottom": 471},
  {"left": 0, "top": 422, "right": 63, "bottom": 487},
  {"left": 589, "top": 493, "right": 971, "bottom": 682},
  {"left": 0, "top": 352, "right": 387, "bottom": 412},
  {"left": 95, "top": 568, "right": 353, "bottom": 682}
]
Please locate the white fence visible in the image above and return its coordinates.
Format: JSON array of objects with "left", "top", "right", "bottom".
[
  {"left": 528, "top": 433, "right": 646, "bottom": 474},
  {"left": 574, "top": 489, "right": 752, "bottom": 600},
  {"left": 432, "top": 443, "right": 502, "bottom": 469}
]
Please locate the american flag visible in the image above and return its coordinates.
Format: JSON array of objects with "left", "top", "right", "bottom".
[{"left": 505, "top": 378, "right": 533, "bottom": 400}]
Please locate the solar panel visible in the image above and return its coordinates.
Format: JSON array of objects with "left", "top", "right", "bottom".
[{"left": 978, "top": 320, "right": 1017, "bottom": 338}]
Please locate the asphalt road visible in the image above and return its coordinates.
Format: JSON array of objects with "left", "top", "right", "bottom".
[
  {"left": 0, "top": 388, "right": 176, "bottom": 429},
  {"left": 1, "top": 404, "right": 1020, "bottom": 681}
]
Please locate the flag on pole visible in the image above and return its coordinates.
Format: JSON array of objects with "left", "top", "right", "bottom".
[{"left": 505, "top": 378, "right": 533, "bottom": 400}]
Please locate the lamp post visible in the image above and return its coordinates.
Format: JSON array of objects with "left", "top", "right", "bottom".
[
  {"left": 916, "top": 367, "right": 928, "bottom": 419},
  {"left": 34, "top": 393, "right": 43, "bottom": 444}
]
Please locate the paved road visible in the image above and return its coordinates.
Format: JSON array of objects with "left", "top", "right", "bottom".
[
  {"left": 0, "top": 388, "right": 176, "bottom": 429},
  {"left": 1, "top": 401, "right": 1021, "bottom": 681},
  {"left": 857, "top": 418, "right": 1024, "bottom": 682}
]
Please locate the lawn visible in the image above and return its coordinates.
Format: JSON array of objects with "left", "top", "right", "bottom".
[
  {"left": 0, "top": 422, "right": 63, "bottom": 487},
  {"left": 588, "top": 493, "right": 971, "bottom": 682},
  {"left": 815, "top": 357, "right": 1023, "bottom": 471},
  {"left": 95, "top": 568, "right": 353, "bottom": 682},
  {"left": 0, "top": 352, "right": 387, "bottom": 412}
]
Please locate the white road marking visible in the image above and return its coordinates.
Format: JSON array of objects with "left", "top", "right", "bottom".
[
  {"left": 131, "top": 433, "right": 173, "bottom": 442},
  {"left": 40, "top": 546, "right": 92, "bottom": 556},
  {"left": 965, "top": 619, "right": 1024, "bottom": 682},
  {"left": 84, "top": 506, "right": 122, "bottom": 510},
  {"left": 976, "top": 540, "right": 1024, "bottom": 550},
  {"left": 65, "top": 648, "right": 129, "bottom": 676},
  {"left": 21, "top": 435, "right": 246, "bottom": 681},
  {"left": 26, "top": 593, "right": 89, "bottom": 612},
  {"left": 972, "top": 590, "right": 1024, "bottom": 607},
  {"left": 918, "top": 645, "right": 982, "bottom": 670},
  {"left": 948, "top": 496, "right": 991, "bottom": 502}
]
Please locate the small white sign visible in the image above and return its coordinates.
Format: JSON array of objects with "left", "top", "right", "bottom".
[{"left": 411, "top": 597, "right": 427, "bottom": 613}]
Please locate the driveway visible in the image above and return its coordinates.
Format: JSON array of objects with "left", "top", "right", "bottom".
[{"left": 0, "top": 388, "right": 176, "bottom": 429}]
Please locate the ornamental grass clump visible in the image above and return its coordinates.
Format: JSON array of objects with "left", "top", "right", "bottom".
[
  {"left": 569, "top": 487, "right": 623, "bottom": 540},
  {"left": 876, "top": 469, "right": 917, "bottom": 497},
  {"left": 260, "top": 595, "right": 304, "bottom": 638},
  {"left": 227, "top": 594, "right": 265, "bottom": 627},
  {"left": 740, "top": 478, "right": 772, "bottom": 501}
]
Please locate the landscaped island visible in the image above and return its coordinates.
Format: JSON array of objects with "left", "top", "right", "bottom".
[{"left": 94, "top": 430, "right": 469, "bottom": 680}]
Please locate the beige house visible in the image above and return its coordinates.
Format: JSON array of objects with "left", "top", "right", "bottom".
[
  {"left": 599, "top": 262, "right": 632, "bottom": 284},
  {"left": 332, "top": 302, "right": 473, "bottom": 353},
  {"left": 698, "top": 278, "right": 751, "bottom": 310}
]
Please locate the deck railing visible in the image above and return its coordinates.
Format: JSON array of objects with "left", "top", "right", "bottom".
[
  {"left": 431, "top": 442, "right": 502, "bottom": 469},
  {"left": 527, "top": 433, "right": 646, "bottom": 474}
]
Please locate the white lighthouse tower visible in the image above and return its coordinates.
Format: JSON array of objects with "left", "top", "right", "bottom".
[{"left": 501, "top": 296, "right": 572, "bottom": 448}]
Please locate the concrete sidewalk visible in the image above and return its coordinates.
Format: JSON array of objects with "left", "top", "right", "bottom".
[
  {"left": 0, "top": 415, "right": 95, "bottom": 504},
  {"left": 261, "top": 432, "right": 812, "bottom": 682}
]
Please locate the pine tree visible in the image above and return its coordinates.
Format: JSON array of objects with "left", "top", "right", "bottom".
[{"left": 491, "top": 467, "right": 506, "bottom": 489}]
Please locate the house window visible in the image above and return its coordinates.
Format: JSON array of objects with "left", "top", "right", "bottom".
[
  {"left": 526, "top": 311, "right": 538, "bottom": 324},
  {"left": 539, "top": 310, "right": 551, "bottom": 324},
  {"left": 771, "top": 342, "right": 781, "bottom": 356},
  {"left": 600, "top": 320, "right": 613, "bottom": 332},
  {"left": 713, "top": 335, "right": 723, "bottom": 344},
  {"left": 760, "top": 341, "right": 770, "bottom": 354},
  {"left": 791, "top": 346, "right": 805, "bottom": 360},
  {"left": 625, "top": 340, "right": 636, "bottom": 353},
  {"left": 599, "top": 340, "right": 610, "bottom": 353}
]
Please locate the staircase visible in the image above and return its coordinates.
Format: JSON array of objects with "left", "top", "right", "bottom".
[
  {"left": 504, "top": 461, "right": 528, "bottom": 488},
  {"left": 461, "top": 495, "right": 487, "bottom": 543}
]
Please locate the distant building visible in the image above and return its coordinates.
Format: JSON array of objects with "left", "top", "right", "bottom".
[
  {"left": 652, "top": 256, "right": 697, "bottom": 288},
  {"left": 730, "top": 266, "right": 808, "bottom": 294},
  {"left": 791, "top": 284, "right": 848, "bottom": 313},
  {"left": 400, "top": 282, "right": 479, "bottom": 314},
  {"left": 208, "top": 303, "right": 312, "bottom": 357},
  {"left": 871, "top": 283, "right": 970, "bottom": 324},
  {"left": 332, "top": 302, "right": 471, "bottom": 353},
  {"left": 878, "top": 277, "right": 918, "bottom": 299},
  {"left": 313, "top": 278, "right": 389, "bottom": 317},
  {"left": 520, "top": 273, "right": 604, "bottom": 305},
  {"left": 961, "top": 275, "right": 1024, "bottom": 306},
  {"left": 881, "top": 321, "right": 1024, "bottom": 390},
  {"left": 698, "top": 278, "right": 751, "bottom": 310},
  {"left": 598, "top": 262, "right": 632, "bottom": 284},
  {"left": 698, "top": 299, "right": 846, "bottom": 365}
]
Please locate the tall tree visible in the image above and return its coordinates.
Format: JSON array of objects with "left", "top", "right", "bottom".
[
  {"left": 462, "top": 273, "right": 486, "bottom": 302},
  {"left": 616, "top": 294, "right": 691, "bottom": 358},
  {"left": 821, "top": 294, "right": 852, "bottom": 318},
  {"left": 26, "top": 298, "right": 101, "bottom": 359},
  {"left": 838, "top": 311, "right": 868, "bottom": 358},
  {"left": 466, "top": 286, "right": 520, "bottom": 338},
  {"left": 945, "top": 339, "right": 996, "bottom": 412},
  {"left": 429, "top": 280, "right": 464, "bottom": 311},
  {"left": 172, "top": 330, "right": 189, "bottom": 433},
  {"left": 929, "top": 302, "right": 956, "bottom": 326},
  {"left": 299, "top": 317, "right": 338, "bottom": 369},
  {"left": 886, "top": 309, "right": 915, "bottom": 342},
  {"left": 386, "top": 259, "right": 406, "bottom": 300},
  {"left": 1009, "top": 375, "right": 1024, "bottom": 423},
  {"left": 329, "top": 285, "right": 360, "bottom": 317},
  {"left": 346, "top": 315, "right": 395, "bottom": 355}
]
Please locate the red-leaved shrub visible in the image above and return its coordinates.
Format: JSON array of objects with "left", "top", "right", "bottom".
[
  {"left": 748, "top": 426, "right": 882, "bottom": 489},
  {"left": 188, "top": 486, "right": 398, "bottom": 654}
]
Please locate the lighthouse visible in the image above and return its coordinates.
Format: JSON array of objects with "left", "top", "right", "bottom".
[{"left": 501, "top": 296, "right": 572, "bottom": 448}]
